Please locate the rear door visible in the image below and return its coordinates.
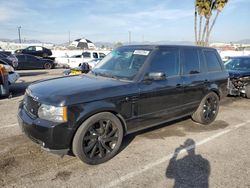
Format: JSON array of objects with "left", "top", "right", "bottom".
[{"left": 181, "top": 47, "right": 207, "bottom": 112}]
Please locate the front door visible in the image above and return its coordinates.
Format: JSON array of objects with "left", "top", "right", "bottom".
[{"left": 127, "top": 47, "right": 184, "bottom": 133}]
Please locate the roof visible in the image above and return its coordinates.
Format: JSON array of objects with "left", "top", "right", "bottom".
[{"left": 120, "top": 45, "right": 215, "bottom": 50}]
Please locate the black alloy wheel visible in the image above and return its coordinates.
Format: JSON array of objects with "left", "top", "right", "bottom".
[
  {"left": 202, "top": 95, "right": 218, "bottom": 122},
  {"left": 84, "top": 119, "right": 119, "bottom": 159},
  {"left": 192, "top": 92, "right": 219, "bottom": 125},
  {"left": 73, "top": 112, "right": 124, "bottom": 165}
]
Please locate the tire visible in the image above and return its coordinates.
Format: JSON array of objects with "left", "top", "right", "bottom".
[
  {"left": 44, "top": 63, "right": 52, "bottom": 69},
  {"left": 245, "top": 85, "right": 250, "bottom": 99},
  {"left": 192, "top": 92, "right": 219, "bottom": 125},
  {"left": 72, "top": 112, "right": 124, "bottom": 165}
]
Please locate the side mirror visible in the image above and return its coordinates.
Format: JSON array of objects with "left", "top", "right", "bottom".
[{"left": 144, "top": 72, "right": 166, "bottom": 81}]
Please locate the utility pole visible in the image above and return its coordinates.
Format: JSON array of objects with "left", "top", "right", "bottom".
[
  {"left": 18, "top": 26, "right": 21, "bottom": 43},
  {"left": 128, "top": 31, "right": 131, "bottom": 45}
]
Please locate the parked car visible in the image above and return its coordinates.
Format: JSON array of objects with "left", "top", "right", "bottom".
[
  {"left": 18, "top": 45, "right": 228, "bottom": 165},
  {"left": 55, "top": 51, "right": 109, "bottom": 68},
  {"left": 0, "top": 59, "right": 20, "bottom": 85},
  {"left": 0, "top": 52, "right": 18, "bottom": 68},
  {"left": 15, "top": 46, "right": 52, "bottom": 58},
  {"left": 224, "top": 56, "right": 250, "bottom": 98},
  {"left": 0, "top": 64, "right": 9, "bottom": 97},
  {"left": 16, "top": 54, "right": 55, "bottom": 70}
]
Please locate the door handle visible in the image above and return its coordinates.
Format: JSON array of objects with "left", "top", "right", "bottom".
[
  {"left": 176, "top": 84, "right": 182, "bottom": 88},
  {"left": 204, "top": 80, "right": 209, "bottom": 84}
]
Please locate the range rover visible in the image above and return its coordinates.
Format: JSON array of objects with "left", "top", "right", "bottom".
[{"left": 18, "top": 45, "right": 228, "bottom": 164}]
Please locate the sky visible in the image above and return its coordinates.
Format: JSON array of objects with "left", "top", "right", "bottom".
[{"left": 0, "top": 0, "right": 249, "bottom": 44}]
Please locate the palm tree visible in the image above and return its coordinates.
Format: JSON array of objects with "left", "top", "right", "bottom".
[
  {"left": 194, "top": 0, "right": 204, "bottom": 45},
  {"left": 205, "top": 0, "right": 228, "bottom": 45},
  {"left": 194, "top": 0, "right": 228, "bottom": 46}
]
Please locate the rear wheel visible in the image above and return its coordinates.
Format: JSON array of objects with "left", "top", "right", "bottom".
[
  {"left": 44, "top": 63, "right": 52, "bottom": 69},
  {"left": 73, "top": 112, "right": 124, "bottom": 165},
  {"left": 192, "top": 92, "right": 219, "bottom": 125}
]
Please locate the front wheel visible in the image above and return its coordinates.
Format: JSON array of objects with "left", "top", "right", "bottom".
[
  {"left": 72, "top": 112, "right": 124, "bottom": 165},
  {"left": 192, "top": 92, "right": 219, "bottom": 125}
]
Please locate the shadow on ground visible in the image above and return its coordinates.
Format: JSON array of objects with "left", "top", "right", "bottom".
[
  {"left": 17, "top": 71, "right": 48, "bottom": 77},
  {"left": 166, "top": 139, "right": 210, "bottom": 188}
]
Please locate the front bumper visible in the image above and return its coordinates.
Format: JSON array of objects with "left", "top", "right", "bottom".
[{"left": 18, "top": 104, "right": 74, "bottom": 156}]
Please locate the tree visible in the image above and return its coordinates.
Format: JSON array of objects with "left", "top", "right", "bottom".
[{"left": 194, "top": 0, "right": 228, "bottom": 46}]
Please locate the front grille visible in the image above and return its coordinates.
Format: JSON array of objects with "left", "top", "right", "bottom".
[{"left": 23, "top": 93, "right": 40, "bottom": 118}]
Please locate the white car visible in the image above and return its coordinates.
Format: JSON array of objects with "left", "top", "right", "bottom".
[{"left": 55, "top": 51, "right": 109, "bottom": 68}]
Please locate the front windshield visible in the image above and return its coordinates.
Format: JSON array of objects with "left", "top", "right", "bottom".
[
  {"left": 92, "top": 47, "right": 151, "bottom": 80},
  {"left": 225, "top": 58, "right": 250, "bottom": 71}
]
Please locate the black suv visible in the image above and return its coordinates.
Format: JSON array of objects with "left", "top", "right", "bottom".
[{"left": 18, "top": 45, "right": 228, "bottom": 164}]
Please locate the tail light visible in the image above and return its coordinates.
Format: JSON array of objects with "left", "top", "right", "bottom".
[{"left": 0, "top": 64, "right": 8, "bottom": 85}]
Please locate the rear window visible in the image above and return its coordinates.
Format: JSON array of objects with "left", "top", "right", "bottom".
[
  {"left": 182, "top": 48, "right": 200, "bottom": 75},
  {"left": 204, "top": 50, "right": 222, "bottom": 72}
]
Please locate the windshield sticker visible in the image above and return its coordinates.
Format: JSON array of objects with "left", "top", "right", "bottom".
[{"left": 133, "top": 50, "right": 150, "bottom": 56}]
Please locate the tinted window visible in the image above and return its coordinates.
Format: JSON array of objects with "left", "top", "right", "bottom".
[
  {"left": 99, "top": 53, "right": 106, "bottom": 58},
  {"left": 82, "top": 52, "right": 91, "bottom": 58},
  {"left": 225, "top": 58, "right": 250, "bottom": 71},
  {"left": 149, "top": 48, "right": 179, "bottom": 76},
  {"left": 204, "top": 50, "right": 222, "bottom": 72},
  {"left": 93, "top": 52, "right": 98, "bottom": 59},
  {"left": 182, "top": 48, "right": 200, "bottom": 74}
]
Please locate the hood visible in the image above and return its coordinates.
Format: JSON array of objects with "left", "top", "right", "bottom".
[
  {"left": 227, "top": 70, "right": 250, "bottom": 78},
  {"left": 27, "top": 74, "right": 133, "bottom": 106}
]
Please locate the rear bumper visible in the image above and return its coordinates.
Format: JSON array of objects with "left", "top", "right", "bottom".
[{"left": 18, "top": 104, "right": 74, "bottom": 156}]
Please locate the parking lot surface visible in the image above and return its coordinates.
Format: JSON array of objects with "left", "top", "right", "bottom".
[{"left": 0, "top": 69, "right": 250, "bottom": 188}]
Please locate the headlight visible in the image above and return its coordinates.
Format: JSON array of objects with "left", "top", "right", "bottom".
[{"left": 38, "top": 104, "right": 67, "bottom": 123}]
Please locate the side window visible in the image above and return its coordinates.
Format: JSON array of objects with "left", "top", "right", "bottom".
[
  {"left": 27, "top": 47, "right": 35, "bottom": 51},
  {"left": 36, "top": 47, "right": 43, "bottom": 51},
  {"left": 149, "top": 48, "right": 179, "bottom": 77},
  {"left": 93, "top": 52, "right": 98, "bottom": 59},
  {"left": 82, "top": 52, "right": 91, "bottom": 58},
  {"left": 204, "top": 50, "right": 222, "bottom": 72},
  {"left": 99, "top": 53, "right": 106, "bottom": 58},
  {"left": 182, "top": 48, "right": 200, "bottom": 74}
]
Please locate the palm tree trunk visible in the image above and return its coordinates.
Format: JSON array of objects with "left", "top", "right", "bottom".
[
  {"left": 207, "top": 11, "right": 220, "bottom": 44},
  {"left": 198, "top": 16, "right": 203, "bottom": 46},
  {"left": 205, "top": 19, "right": 210, "bottom": 46},
  {"left": 194, "top": 10, "right": 198, "bottom": 45},
  {"left": 201, "top": 18, "right": 209, "bottom": 46}
]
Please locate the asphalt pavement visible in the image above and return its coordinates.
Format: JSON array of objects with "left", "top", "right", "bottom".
[{"left": 0, "top": 69, "right": 250, "bottom": 188}]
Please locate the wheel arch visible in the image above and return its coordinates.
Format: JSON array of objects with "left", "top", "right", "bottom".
[{"left": 69, "top": 102, "right": 128, "bottom": 151}]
